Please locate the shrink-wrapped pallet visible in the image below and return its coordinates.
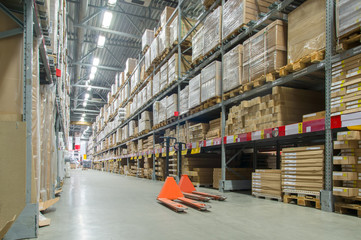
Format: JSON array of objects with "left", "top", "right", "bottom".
[
  {"left": 201, "top": 61, "right": 222, "bottom": 102},
  {"left": 179, "top": 86, "right": 189, "bottom": 115},
  {"left": 130, "top": 96, "right": 138, "bottom": 113},
  {"left": 252, "top": 169, "right": 282, "bottom": 199},
  {"left": 243, "top": 20, "right": 287, "bottom": 82},
  {"left": 153, "top": 101, "right": 160, "bottom": 125},
  {"left": 337, "top": 0, "right": 361, "bottom": 38},
  {"left": 170, "top": 16, "right": 198, "bottom": 46},
  {"left": 146, "top": 79, "right": 153, "bottom": 101},
  {"left": 145, "top": 48, "right": 151, "bottom": 72},
  {"left": 158, "top": 26, "right": 170, "bottom": 55},
  {"left": 122, "top": 124, "right": 129, "bottom": 141},
  {"left": 160, "top": 63, "right": 168, "bottom": 91},
  {"left": 203, "top": 6, "right": 222, "bottom": 55},
  {"left": 192, "top": 26, "right": 204, "bottom": 63},
  {"left": 138, "top": 90, "right": 143, "bottom": 109},
  {"left": 288, "top": 0, "right": 325, "bottom": 63},
  {"left": 142, "top": 29, "right": 154, "bottom": 52},
  {"left": 125, "top": 58, "right": 138, "bottom": 76},
  {"left": 153, "top": 71, "right": 160, "bottom": 96},
  {"left": 166, "top": 94, "right": 178, "bottom": 119},
  {"left": 129, "top": 120, "right": 138, "bottom": 137},
  {"left": 159, "top": 97, "right": 167, "bottom": 123},
  {"left": 168, "top": 53, "right": 192, "bottom": 84},
  {"left": 160, "top": 6, "right": 176, "bottom": 27},
  {"left": 119, "top": 72, "right": 125, "bottom": 87},
  {"left": 150, "top": 36, "right": 159, "bottom": 64},
  {"left": 188, "top": 74, "right": 201, "bottom": 109},
  {"left": 223, "top": 44, "right": 243, "bottom": 92}
]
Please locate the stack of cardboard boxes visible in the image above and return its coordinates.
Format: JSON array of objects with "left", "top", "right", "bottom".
[{"left": 252, "top": 169, "right": 282, "bottom": 200}]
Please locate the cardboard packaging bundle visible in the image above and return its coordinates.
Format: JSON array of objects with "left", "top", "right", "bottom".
[
  {"left": 139, "top": 111, "right": 152, "bottom": 133},
  {"left": 166, "top": 94, "right": 178, "bottom": 120},
  {"left": 206, "top": 118, "right": 221, "bottom": 139},
  {"left": 192, "top": 26, "right": 204, "bottom": 63},
  {"left": 168, "top": 53, "right": 192, "bottom": 84},
  {"left": 331, "top": 53, "right": 361, "bottom": 116},
  {"left": 150, "top": 35, "right": 159, "bottom": 64},
  {"left": 121, "top": 124, "right": 129, "bottom": 141},
  {"left": 142, "top": 29, "right": 154, "bottom": 52},
  {"left": 146, "top": 79, "right": 153, "bottom": 102},
  {"left": 160, "top": 6, "right": 176, "bottom": 27},
  {"left": 188, "top": 74, "right": 202, "bottom": 109},
  {"left": 225, "top": 86, "right": 324, "bottom": 134},
  {"left": 189, "top": 123, "right": 209, "bottom": 142},
  {"left": 214, "top": 168, "right": 253, "bottom": 189},
  {"left": 153, "top": 98, "right": 167, "bottom": 125},
  {"left": 128, "top": 120, "right": 138, "bottom": 137},
  {"left": 178, "top": 123, "right": 190, "bottom": 143},
  {"left": 145, "top": 48, "right": 152, "bottom": 72},
  {"left": 337, "top": 0, "right": 361, "bottom": 38},
  {"left": 170, "top": 17, "right": 198, "bottom": 46},
  {"left": 201, "top": 61, "right": 222, "bottom": 102},
  {"left": 333, "top": 131, "right": 361, "bottom": 198},
  {"left": 152, "top": 71, "right": 160, "bottom": 96},
  {"left": 222, "top": 0, "right": 276, "bottom": 40},
  {"left": 252, "top": 169, "right": 282, "bottom": 198},
  {"left": 130, "top": 70, "right": 139, "bottom": 93},
  {"left": 160, "top": 62, "right": 168, "bottom": 91},
  {"left": 125, "top": 58, "right": 138, "bottom": 77},
  {"left": 287, "top": 0, "right": 325, "bottom": 63},
  {"left": 203, "top": 6, "right": 222, "bottom": 55},
  {"left": 243, "top": 20, "right": 287, "bottom": 82},
  {"left": 281, "top": 145, "right": 325, "bottom": 194},
  {"left": 179, "top": 86, "right": 189, "bottom": 116},
  {"left": 143, "top": 155, "right": 153, "bottom": 179},
  {"left": 158, "top": 26, "right": 170, "bottom": 55},
  {"left": 223, "top": 44, "right": 243, "bottom": 92}
]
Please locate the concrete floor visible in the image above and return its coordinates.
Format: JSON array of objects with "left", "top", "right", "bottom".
[{"left": 37, "top": 170, "right": 361, "bottom": 240}]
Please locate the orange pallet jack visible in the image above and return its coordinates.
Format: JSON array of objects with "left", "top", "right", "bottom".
[
  {"left": 157, "top": 177, "right": 210, "bottom": 212},
  {"left": 179, "top": 175, "right": 227, "bottom": 201}
]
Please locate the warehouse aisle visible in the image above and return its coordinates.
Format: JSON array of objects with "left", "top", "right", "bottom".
[{"left": 37, "top": 170, "right": 361, "bottom": 240}]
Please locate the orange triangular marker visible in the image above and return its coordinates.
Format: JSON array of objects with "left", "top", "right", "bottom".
[
  {"left": 179, "top": 175, "right": 196, "bottom": 193},
  {"left": 157, "top": 177, "right": 184, "bottom": 200}
]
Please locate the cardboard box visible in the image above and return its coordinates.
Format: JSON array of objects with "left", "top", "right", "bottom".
[
  {"left": 302, "top": 111, "right": 326, "bottom": 122},
  {"left": 334, "top": 140, "right": 360, "bottom": 149},
  {"left": 333, "top": 187, "right": 359, "bottom": 197},
  {"left": 333, "top": 171, "right": 358, "bottom": 181},
  {"left": 333, "top": 155, "right": 361, "bottom": 165},
  {"left": 337, "top": 131, "right": 361, "bottom": 141}
]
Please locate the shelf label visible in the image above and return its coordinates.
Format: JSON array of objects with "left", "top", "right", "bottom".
[
  {"left": 148, "top": 154, "right": 152, "bottom": 158},
  {"left": 181, "top": 149, "right": 188, "bottom": 156},
  {"left": 191, "top": 147, "right": 201, "bottom": 154},
  {"left": 169, "top": 151, "right": 175, "bottom": 156},
  {"left": 161, "top": 152, "right": 166, "bottom": 157},
  {"left": 298, "top": 123, "right": 303, "bottom": 133}
]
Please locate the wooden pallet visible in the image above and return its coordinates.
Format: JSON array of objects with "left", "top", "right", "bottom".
[
  {"left": 191, "top": 55, "right": 204, "bottom": 67},
  {"left": 222, "top": 24, "right": 247, "bottom": 43},
  {"left": 337, "top": 29, "right": 361, "bottom": 52},
  {"left": 158, "top": 48, "right": 170, "bottom": 62},
  {"left": 166, "top": 116, "right": 177, "bottom": 124},
  {"left": 179, "top": 111, "right": 190, "bottom": 119},
  {"left": 253, "top": 193, "right": 282, "bottom": 202},
  {"left": 202, "top": 96, "right": 222, "bottom": 109},
  {"left": 142, "top": 45, "right": 150, "bottom": 55},
  {"left": 203, "top": 43, "right": 221, "bottom": 58},
  {"left": 335, "top": 203, "right": 361, "bottom": 218},
  {"left": 279, "top": 49, "right": 325, "bottom": 77},
  {"left": 189, "top": 105, "right": 204, "bottom": 114},
  {"left": 223, "top": 85, "right": 243, "bottom": 100},
  {"left": 154, "top": 26, "right": 162, "bottom": 37},
  {"left": 283, "top": 192, "right": 321, "bottom": 209}
]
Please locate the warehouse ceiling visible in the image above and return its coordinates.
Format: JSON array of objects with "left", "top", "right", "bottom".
[{"left": 67, "top": 0, "right": 178, "bottom": 131}]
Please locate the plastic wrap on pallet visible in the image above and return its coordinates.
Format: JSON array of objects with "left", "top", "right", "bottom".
[
  {"left": 166, "top": 94, "right": 178, "bottom": 119},
  {"left": 142, "top": 29, "right": 154, "bottom": 52},
  {"left": 146, "top": 79, "right": 153, "bottom": 101},
  {"left": 337, "top": 0, "right": 361, "bottom": 38},
  {"left": 192, "top": 26, "right": 204, "bottom": 63},
  {"left": 125, "top": 58, "right": 138, "bottom": 76},
  {"left": 203, "top": 6, "right": 222, "bottom": 56},
  {"left": 141, "top": 88, "right": 147, "bottom": 107},
  {"left": 168, "top": 53, "right": 192, "bottom": 84},
  {"left": 129, "top": 120, "right": 138, "bottom": 137},
  {"left": 170, "top": 16, "right": 198, "bottom": 46},
  {"left": 153, "top": 71, "right": 160, "bottom": 96},
  {"left": 159, "top": 97, "right": 167, "bottom": 122},
  {"left": 150, "top": 36, "right": 159, "bottom": 64},
  {"left": 160, "top": 6, "right": 176, "bottom": 27},
  {"left": 223, "top": 44, "right": 243, "bottom": 92},
  {"left": 119, "top": 72, "right": 125, "bottom": 87},
  {"left": 201, "top": 61, "right": 222, "bottom": 102},
  {"left": 288, "top": 0, "right": 325, "bottom": 64},
  {"left": 243, "top": 20, "right": 287, "bottom": 82},
  {"left": 159, "top": 26, "right": 170, "bottom": 55},
  {"left": 137, "top": 91, "right": 143, "bottom": 109},
  {"left": 179, "top": 86, "right": 189, "bottom": 115},
  {"left": 122, "top": 124, "right": 129, "bottom": 141},
  {"left": 153, "top": 101, "right": 160, "bottom": 125},
  {"left": 160, "top": 63, "right": 168, "bottom": 91},
  {"left": 188, "top": 74, "right": 201, "bottom": 109},
  {"left": 145, "top": 48, "right": 151, "bottom": 72}
]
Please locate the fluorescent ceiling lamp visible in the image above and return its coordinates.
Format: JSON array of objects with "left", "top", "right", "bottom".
[
  {"left": 89, "top": 73, "right": 95, "bottom": 80},
  {"left": 82, "top": 113, "right": 86, "bottom": 117},
  {"left": 108, "top": 0, "right": 117, "bottom": 6},
  {"left": 93, "top": 57, "right": 100, "bottom": 66},
  {"left": 97, "top": 35, "right": 106, "bottom": 48},
  {"left": 102, "top": 11, "right": 113, "bottom": 29},
  {"left": 85, "top": 93, "right": 90, "bottom": 99},
  {"left": 87, "top": 87, "right": 91, "bottom": 91},
  {"left": 83, "top": 101, "right": 87, "bottom": 107},
  {"left": 91, "top": 66, "right": 97, "bottom": 74},
  {"left": 80, "top": 117, "right": 84, "bottom": 121}
]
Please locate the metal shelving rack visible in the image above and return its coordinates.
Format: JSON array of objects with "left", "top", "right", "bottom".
[{"left": 91, "top": 0, "right": 361, "bottom": 213}]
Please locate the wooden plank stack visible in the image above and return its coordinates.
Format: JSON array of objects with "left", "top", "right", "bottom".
[
  {"left": 252, "top": 169, "right": 282, "bottom": 200},
  {"left": 189, "top": 123, "right": 209, "bottom": 142},
  {"left": 331, "top": 53, "right": 361, "bottom": 117},
  {"left": 206, "top": 118, "right": 221, "bottom": 139},
  {"left": 333, "top": 131, "right": 361, "bottom": 217}
]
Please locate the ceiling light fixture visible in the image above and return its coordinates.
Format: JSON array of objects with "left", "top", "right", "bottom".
[
  {"left": 80, "top": 117, "right": 84, "bottom": 122},
  {"left": 82, "top": 113, "right": 86, "bottom": 117},
  {"left": 85, "top": 93, "right": 90, "bottom": 99},
  {"left": 87, "top": 86, "right": 91, "bottom": 91},
  {"left": 83, "top": 101, "right": 87, "bottom": 107},
  {"left": 93, "top": 57, "right": 100, "bottom": 66},
  {"left": 91, "top": 66, "right": 97, "bottom": 74},
  {"left": 97, "top": 35, "right": 106, "bottom": 48},
  {"left": 89, "top": 73, "right": 95, "bottom": 80},
  {"left": 108, "top": 0, "right": 117, "bottom": 6},
  {"left": 102, "top": 11, "right": 113, "bottom": 29}
]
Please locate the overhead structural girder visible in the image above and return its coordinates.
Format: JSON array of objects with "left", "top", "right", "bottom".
[{"left": 73, "top": 24, "right": 141, "bottom": 41}]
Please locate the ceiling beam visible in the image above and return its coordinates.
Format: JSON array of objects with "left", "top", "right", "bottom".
[
  {"left": 72, "top": 84, "right": 111, "bottom": 91},
  {"left": 73, "top": 24, "right": 141, "bottom": 41},
  {"left": 67, "top": 37, "right": 141, "bottom": 50},
  {"left": 71, "top": 62, "right": 122, "bottom": 71},
  {"left": 72, "top": 108, "right": 100, "bottom": 113}
]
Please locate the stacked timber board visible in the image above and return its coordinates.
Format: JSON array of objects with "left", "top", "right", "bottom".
[
  {"left": 252, "top": 169, "right": 282, "bottom": 200},
  {"left": 281, "top": 145, "right": 325, "bottom": 194}
]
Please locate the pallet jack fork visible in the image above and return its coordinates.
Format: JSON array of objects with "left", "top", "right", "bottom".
[
  {"left": 157, "top": 177, "right": 210, "bottom": 212},
  {"left": 179, "top": 175, "right": 227, "bottom": 201}
]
